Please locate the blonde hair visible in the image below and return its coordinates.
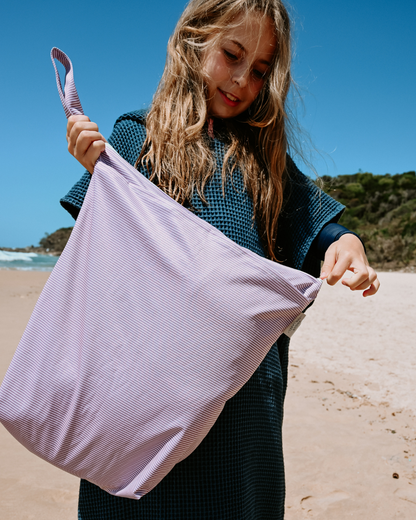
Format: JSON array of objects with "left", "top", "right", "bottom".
[{"left": 137, "top": 0, "right": 292, "bottom": 260}]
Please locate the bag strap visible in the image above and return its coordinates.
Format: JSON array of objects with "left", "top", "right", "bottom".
[{"left": 50, "top": 48, "right": 84, "bottom": 118}]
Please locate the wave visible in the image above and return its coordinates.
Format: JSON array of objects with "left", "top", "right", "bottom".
[
  {"left": 0, "top": 251, "right": 38, "bottom": 262},
  {"left": 0, "top": 251, "right": 59, "bottom": 271}
]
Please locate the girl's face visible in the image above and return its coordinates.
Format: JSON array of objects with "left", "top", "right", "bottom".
[{"left": 202, "top": 13, "right": 277, "bottom": 119}]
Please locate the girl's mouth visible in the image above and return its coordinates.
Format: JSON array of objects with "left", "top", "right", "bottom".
[{"left": 218, "top": 89, "right": 241, "bottom": 107}]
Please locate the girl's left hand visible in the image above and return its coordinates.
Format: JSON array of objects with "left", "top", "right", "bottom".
[{"left": 320, "top": 234, "right": 380, "bottom": 297}]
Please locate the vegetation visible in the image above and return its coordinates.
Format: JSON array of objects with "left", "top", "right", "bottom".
[
  {"left": 39, "top": 227, "right": 73, "bottom": 254},
  {"left": 319, "top": 170, "right": 416, "bottom": 269},
  {"left": 0, "top": 227, "right": 73, "bottom": 255}
]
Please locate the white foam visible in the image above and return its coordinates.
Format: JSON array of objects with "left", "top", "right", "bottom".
[{"left": 0, "top": 251, "right": 38, "bottom": 262}]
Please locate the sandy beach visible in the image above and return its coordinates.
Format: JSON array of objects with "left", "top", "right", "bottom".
[
  {"left": 0, "top": 271, "right": 79, "bottom": 519},
  {"left": 0, "top": 269, "right": 415, "bottom": 518}
]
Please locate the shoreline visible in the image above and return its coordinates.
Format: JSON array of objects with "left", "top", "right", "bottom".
[{"left": 0, "top": 247, "right": 60, "bottom": 256}]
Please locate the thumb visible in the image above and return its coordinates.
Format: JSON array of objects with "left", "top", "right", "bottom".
[{"left": 320, "top": 244, "right": 337, "bottom": 280}]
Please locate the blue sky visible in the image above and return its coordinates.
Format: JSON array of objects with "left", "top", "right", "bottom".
[{"left": 1, "top": 0, "right": 415, "bottom": 247}]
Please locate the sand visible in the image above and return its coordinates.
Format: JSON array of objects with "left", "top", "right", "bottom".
[
  {"left": 285, "top": 273, "right": 416, "bottom": 518},
  {"left": 0, "top": 271, "right": 79, "bottom": 519},
  {"left": 0, "top": 269, "right": 415, "bottom": 518}
]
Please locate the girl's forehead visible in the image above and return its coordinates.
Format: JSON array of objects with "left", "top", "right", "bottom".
[{"left": 219, "top": 13, "right": 277, "bottom": 59}]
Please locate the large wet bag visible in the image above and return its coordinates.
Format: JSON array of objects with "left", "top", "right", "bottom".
[{"left": 0, "top": 49, "right": 321, "bottom": 499}]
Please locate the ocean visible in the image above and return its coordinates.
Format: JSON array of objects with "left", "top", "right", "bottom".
[{"left": 0, "top": 251, "right": 59, "bottom": 271}]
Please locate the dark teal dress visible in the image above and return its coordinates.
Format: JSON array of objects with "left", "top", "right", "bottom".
[{"left": 61, "top": 111, "right": 343, "bottom": 520}]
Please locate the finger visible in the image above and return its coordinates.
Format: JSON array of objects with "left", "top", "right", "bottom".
[
  {"left": 69, "top": 121, "right": 100, "bottom": 145},
  {"left": 341, "top": 264, "right": 373, "bottom": 290},
  {"left": 66, "top": 115, "right": 91, "bottom": 142},
  {"left": 68, "top": 125, "right": 101, "bottom": 158},
  {"left": 73, "top": 130, "right": 105, "bottom": 157},
  {"left": 325, "top": 254, "right": 352, "bottom": 285},
  {"left": 86, "top": 140, "right": 106, "bottom": 173},
  {"left": 363, "top": 278, "right": 380, "bottom": 297},
  {"left": 345, "top": 269, "right": 378, "bottom": 291},
  {"left": 74, "top": 132, "right": 106, "bottom": 173},
  {"left": 82, "top": 139, "right": 106, "bottom": 174},
  {"left": 320, "top": 245, "right": 337, "bottom": 280}
]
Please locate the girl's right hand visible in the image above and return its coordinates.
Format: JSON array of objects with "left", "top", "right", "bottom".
[{"left": 66, "top": 115, "right": 107, "bottom": 174}]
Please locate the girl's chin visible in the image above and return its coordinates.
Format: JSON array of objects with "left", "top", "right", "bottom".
[{"left": 208, "top": 102, "right": 245, "bottom": 119}]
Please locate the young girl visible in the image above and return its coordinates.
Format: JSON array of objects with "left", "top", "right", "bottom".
[{"left": 63, "top": 0, "right": 379, "bottom": 518}]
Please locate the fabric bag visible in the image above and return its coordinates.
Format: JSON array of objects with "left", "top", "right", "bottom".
[{"left": 0, "top": 48, "right": 322, "bottom": 500}]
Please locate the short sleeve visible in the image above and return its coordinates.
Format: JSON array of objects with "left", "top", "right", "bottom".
[{"left": 276, "top": 156, "right": 345, "bottom": 275}]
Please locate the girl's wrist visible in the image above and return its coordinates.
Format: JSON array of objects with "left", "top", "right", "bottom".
[{"left": 312, "top": 223, "right": 366, "bottom": 260}]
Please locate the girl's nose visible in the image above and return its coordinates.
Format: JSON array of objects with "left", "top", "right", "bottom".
[{"left": 232, "top": 65, "right": 249, "bottom": 88}]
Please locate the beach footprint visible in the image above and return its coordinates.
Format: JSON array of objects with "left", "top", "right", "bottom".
[{"left": 300, "top": 490, "right": 350, "bottom": 516}]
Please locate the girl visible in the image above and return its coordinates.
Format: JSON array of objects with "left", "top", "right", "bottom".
[{"left": 63, "top": 0, "right": 379, "bottom": 518}]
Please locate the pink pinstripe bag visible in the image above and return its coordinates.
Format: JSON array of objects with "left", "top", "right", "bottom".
[{"left": 0, "top": 49, "right": 321, "bottom": 499}]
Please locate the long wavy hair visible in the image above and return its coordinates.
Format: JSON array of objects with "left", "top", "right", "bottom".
[{"left": 136, "top": 0, "right": 293, "bottom": 260}]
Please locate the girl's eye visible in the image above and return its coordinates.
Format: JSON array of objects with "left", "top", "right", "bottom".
[
  {"left": 252, "top": 69, "right": 266, "bottom": 80},
  {"left": 223, "top": 50, "right": 238, "bottom": 61}
]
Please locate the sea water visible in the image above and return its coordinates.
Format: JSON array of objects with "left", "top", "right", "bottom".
[{"left": 0, "top": 251, "right": 59, "bottom": 271}]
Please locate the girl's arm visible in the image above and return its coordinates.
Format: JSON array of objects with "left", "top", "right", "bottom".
[
  {"left": 61, "top": 110, "right": 148, "bottom": 220},
  {"left": 66, "top": 115, "right": 106, "bottom": 174},
  {"left": 320, "top": 233, "right": 379, "bottom": 297}
]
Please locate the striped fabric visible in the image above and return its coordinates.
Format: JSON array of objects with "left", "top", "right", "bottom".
[
  {"left": 51, "top": 47, "right": 84, "bottom": 118},
  {"left": 0, "top": 49, "right": 321, "bottom": 500}
]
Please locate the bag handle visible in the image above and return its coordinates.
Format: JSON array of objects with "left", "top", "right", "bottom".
[{"left": 50, "top": 47, "right": 84, "bottom": 118}]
